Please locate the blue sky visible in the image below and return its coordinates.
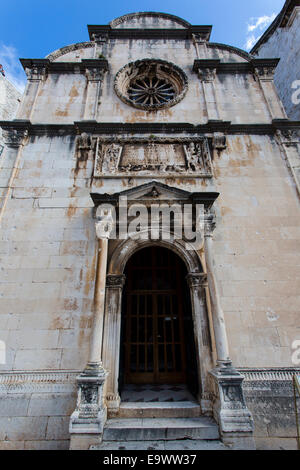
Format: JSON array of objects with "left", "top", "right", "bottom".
[{"left": 0, "top": 0, "right": 285, "bottom": 92}]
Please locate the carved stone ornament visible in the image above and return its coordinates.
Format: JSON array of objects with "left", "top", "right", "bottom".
[
  {"left": 197, "top": 67, "right": 217, "bottom": 83},
  {"left": 106, "top": 274, "right": 126, "bottom": 288},
  {"left": 186, "top": 273, "right": 207, "bottom": 288},
  {"left": 114, "top": 59, "right": 188, "bottom": 110},
  {"left": 276, "top": 129, "right": 300, "bottom": 144},
  {"left": 95, "top": 208, "right": 114, "bottom": 239},
  {"left": 210, "top": 366, "right": 255, "bottom": 449},
  {"left": 192, "top": 32, "right": 211, "bottom": 43},
  {"left": 25, "top": 66, "right": 47, "bottom": 81},
  {"left": 2, "top": 128, "right": 28, "bottom": 147},
  {"left": 254, "top": 66, "right": 276, "bottom": 81},
  {"left": 86, "top": 67, "right": 106, "bottom": 82},
  {"left": 92, "top": 137, "right": 213, "bottom": 177},
  {"left": 69, "top": 370, "right": 107, "bottom": 435}
]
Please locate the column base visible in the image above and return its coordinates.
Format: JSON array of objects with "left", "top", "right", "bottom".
[
  {"left": 69, "top": 366, "right": 108, "bottom": 449},
  {"left": 106, "top": 393, "right": 121, "bottom": 417},
  {"left": 210, "top": 364, "right": 255, "bottom": 450}
]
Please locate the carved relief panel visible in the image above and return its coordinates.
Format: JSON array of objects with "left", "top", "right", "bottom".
[{"left": 74, "top": 136, "right": 213, "bottom": 178}]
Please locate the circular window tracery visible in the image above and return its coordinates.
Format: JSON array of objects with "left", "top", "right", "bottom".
[{"left": 114, "top": 59, "right": 188, "bottom": 110}]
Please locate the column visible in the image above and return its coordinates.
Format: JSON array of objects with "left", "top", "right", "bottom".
[
  {"left": 102, "top": 274, "right": 126, "bottom": 415},
  {"left": 204, "top": 216, "right": 230, "bottom": 367},
  {"left": 194, "top": 61, "right": 221, "bottom": 122},
  {"left": 0, "top": 127, "right": 28, "bottom": 223},
  {"left": 192, "top": 33, "right": 209, "bottom": 59},
  {"left": 69, "top": 208, "right": 114, "bottom": 450},
  {"left": 204, "top": 212, "right": 255, "bottom": 449},
  {"left": 16, "top": 64, "right": 47, "bottom": 120},
  {"left": 276, "top": 129, "right": 300, "bottom": 196},
  {"left": 82, "top": 61, "right": 108, "bottom": 121},
  {"left": 253, "top": 61, "right": 287, "bottom": 120},
  {"left": 186, "top": 272, "right": 214, "bottom": 412}
]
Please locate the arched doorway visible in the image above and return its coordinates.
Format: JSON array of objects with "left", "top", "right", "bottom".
[{"left": 119, "top": 246, "right": 198, "bottom": 396}]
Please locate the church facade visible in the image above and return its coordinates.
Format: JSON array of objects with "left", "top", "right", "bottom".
[{"left": 0, "top": 12, "right": 300, "bottom": 450}]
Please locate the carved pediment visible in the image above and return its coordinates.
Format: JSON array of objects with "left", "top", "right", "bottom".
[{"left": 90, "top": 181, "right": 219, "bottom": 208}]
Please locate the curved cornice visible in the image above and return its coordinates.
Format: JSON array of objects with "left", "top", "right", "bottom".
[
  {"left": 45, "top": 41, "right": 93, "bottom": 62},
  {"left": 109, "top": 11, "right": 191, "bottom": 29},
  {"left": 208, "top": 43, "right": 254, "bottom": 62}
]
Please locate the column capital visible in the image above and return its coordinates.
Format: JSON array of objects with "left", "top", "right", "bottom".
[
  {"left": 197, "top": 67, "right": 217, "bottom": 83},
  {"left": 106, "top": 274, "right": 126, "bottom": 289},
  {"left": 213, "top": 133, "right": 227, "bottom": 151},
  {"left": 186, "top": 272, "right": 207, "bottom": 288},
  {"left": 86, "top": 67, "right": 106, "bottom": 82},
  {"left": 92, "top": 33, "right": 109, "bottom": 44},
  {"left": 204, "top": 212, "right": 216, "bottom": 237},
  {"left": 254, "top": 65, "right": 276, "bottom": 82},
  {"left": 275, "top": 128, "right": 300, "bottom": 145},
  {"left": 25, "top": 65, "right": 48, "bottom": 81},
  {"left": 2, "top": 127, "right": 29, "bottom": 148},
  {"left": 192, "top": 32, "right": 211, "bottom": 43}
]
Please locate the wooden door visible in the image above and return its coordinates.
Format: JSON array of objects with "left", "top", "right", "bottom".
[{"left": 123, "top": 247, "right": 187, "bottom": 384}]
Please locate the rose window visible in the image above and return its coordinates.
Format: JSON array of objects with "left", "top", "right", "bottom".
[
  {"left": 128, "top": 77, "right": 176, "bottom": 106},
  {"left": 114, "top": 59, "right": 188, "bottom": 110}
]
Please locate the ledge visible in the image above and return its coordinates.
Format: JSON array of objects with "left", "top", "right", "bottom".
[
  {"left": 1, "top": 120, "right": 300, "bottom": 137},
  {"left": 20, "top": 58, "right": 109, "bottom": 73},
  {"left": 193, "top": 58, "right": 280, "bottom": 74},
  {"left": 87, "top": 25, "right": 212, "bottom": 41}
]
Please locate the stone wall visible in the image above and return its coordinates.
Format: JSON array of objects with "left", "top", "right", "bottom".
[{"left": 242, "top": 369, "right": 300, "bottom": 450}]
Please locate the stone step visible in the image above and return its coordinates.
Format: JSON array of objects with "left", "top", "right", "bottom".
[
  {"left": 103, "top": 417, "right": 219, "bottom": 441},
  {"left": 92, "top": 439, "right": 227, "bottom": 450},
  {"left": 118, "top": 401, "right": 201, "bottom": 418}
]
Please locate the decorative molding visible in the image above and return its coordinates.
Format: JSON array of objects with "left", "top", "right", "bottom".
[
  {"left": 1, "top": 120, "right": 300, "bottom": 139},
  {"left": 0, "top": 368, "right": 298, "bottom": 394},
  {"left": 0, "top": 370, "right": 80, "bottom": 393},
  {"left": 238, "top": 368, "right": 300, "bottom": 382}
]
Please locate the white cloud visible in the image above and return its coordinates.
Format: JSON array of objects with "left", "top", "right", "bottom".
[
  {"left": 0, "top": 44, "right": 26, "bottom": 93},
  {"left": 244, "top": 13, "right": 276, "bottom": 51}
]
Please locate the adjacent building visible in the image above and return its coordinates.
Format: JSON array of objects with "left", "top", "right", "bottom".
[{"left": 251, "top": 0, "right": 300, "bottom": 120}]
